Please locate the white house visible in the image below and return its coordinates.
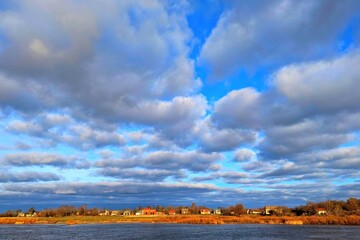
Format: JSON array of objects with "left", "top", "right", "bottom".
[{"left": 17, "top": 212, "right": 25, "bottom": 217}]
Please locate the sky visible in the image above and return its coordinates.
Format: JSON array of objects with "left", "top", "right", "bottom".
[{"left": 0, "top": 0, "right": 360, "bottom": 211}]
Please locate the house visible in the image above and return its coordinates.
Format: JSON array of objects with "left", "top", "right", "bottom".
[
  {"left": 142, "top": 208, "right": 156, "bottom": 215},
  {"left": 181, "top": 208, "right": 190, "bottom": 215},
  {"left": 264, "top": 206, "right": 283, "bottom": 215},
  {"left": 25, "top": 212, "right": 36, "bottom": 217},
  {"left": 200, "top": 208, "right": 211, "bottom": 215},
  {"left": 247, "top": 209, "right": 262, "bottom": 215},
  {"left": 135, "top": 210, "right": 142, "bottom": 216},
  {"left": 17, "top": 212, "right": 25, "bottom": 217},
  {"left": 317, "top": 208, "right": 327, "bottom": 215},
  {"left": 99, "top": 210, "right": 110, "bottom": 216},
  {"left": 168, "top": 209, "right": 176, "bottom": 215},
  {"left": 214, "top": 209, "right": 222, "bottom": 215},
  {"left": 110, "top": 211, "right": 120, "bottom": 216},
  {"left": 123, "top": 210, "right": 131, "bottom": 216}
]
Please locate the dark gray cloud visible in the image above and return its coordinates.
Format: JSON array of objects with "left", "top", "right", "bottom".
[
  {"left": 0, "top": 74, "right": 55, "bottom": 112},
  {"left": 260, "top": 161, "right": 311, "bottom": 178},
  {"left": 96, "top": 150, "right": 223, "bottom": 173},
  {"left": 1, "top": 152, "right": 76, "bottom": 167},
  {"left": 0, "top": 171, "right": 60, "bottom": 183},
  {"left": 212, "top": 88, "right": 261, "bottom": 129},
  {"left": 1, "top": 180, "right": 358, "bottom": 211},
  {"left": 97, "top": 168, "right": 187, "bottom": 181},
  {"left": 192, "top": 171, "right": 248, "bottom": 183},
  {"left": 211, "top": 51, "right": 360, "bottom": 162},
  {"left": 59, "top": 124, "right": 126, "bottom": 149},
  {"left": 258, "top": 120, "right": 352, "bottom": 159},
  {"left": 0, "top": 0, "right": 202, "bottom": 131},
  {"left": 0, "top": 181, "right": 239, "bottom": 210},
  {"left": 241, "top": 160, "right": 276, "bottom": 173},
  {"left": 195, "top": 118, "right": 257, "bottom": 152},
  {"left": 296, "top": 146, "right": 360, "bottom": 170},
  {"left": 2, "top": 181, "right": 221, "bottom": 197},
  {"left": 199, "top": 0, "right": 360, "bottom": 79},
  {"left": 256, "top": 146, "right": 360, "bottom": 181},
  {"left": 336, "top": 182, "right": 360, "bottom": 196},
  {"left": 6, "top": 115, "right": 126, "bottom": 149}
]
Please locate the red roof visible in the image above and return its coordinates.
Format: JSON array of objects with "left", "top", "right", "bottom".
[{"left": 142, "top": 208, "right": 156, "bottom": 214}]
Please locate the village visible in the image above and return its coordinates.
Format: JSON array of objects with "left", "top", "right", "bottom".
[
  {"left": 11, "top": 204, "right": 330, "bottom": 218},
  {"left": 95, "top": 206, "right": 328, "bottom": 217},
  {"left": 1, "top": 198, "right": 359, "bottom": 226},
  {"left": 2, "top": 197, "right": 358, "bottom": 219}
]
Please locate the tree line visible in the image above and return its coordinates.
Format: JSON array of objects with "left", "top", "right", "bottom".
[
  {"left": 1, "top": 198, "right": 359, "bottom": 217},
  {"left": 291, "top": 198, "right": 360, "bottom": 216}
]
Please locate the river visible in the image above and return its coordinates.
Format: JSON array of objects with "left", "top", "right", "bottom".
[{"left": 1, "top": 223, "right": 359, "bottom": 239}]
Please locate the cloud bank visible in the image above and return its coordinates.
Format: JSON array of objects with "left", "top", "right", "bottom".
[{"left": 0, "top": 0, "right": 359, "bottom": 210}]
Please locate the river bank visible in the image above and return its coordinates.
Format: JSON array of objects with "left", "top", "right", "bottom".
[{"left": 1, "top": 215, "right": 360, "bottom": 225}]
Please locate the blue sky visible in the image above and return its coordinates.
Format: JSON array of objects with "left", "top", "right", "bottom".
[{"left": 0, "top": 0, "right": 360, "bottom": 211}]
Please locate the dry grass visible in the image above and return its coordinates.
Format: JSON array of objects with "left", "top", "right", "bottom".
[{"left": 1, "top": 215, "right": 360, "bottom": 225}]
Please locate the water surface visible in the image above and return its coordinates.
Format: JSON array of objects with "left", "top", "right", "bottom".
[{"left": 1, "top": 223, "right": 359, "bottom": 240}]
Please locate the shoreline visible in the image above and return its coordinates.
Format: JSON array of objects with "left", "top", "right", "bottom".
[{"left": 1, "top": 215, "right": 360, "bottom": 226}]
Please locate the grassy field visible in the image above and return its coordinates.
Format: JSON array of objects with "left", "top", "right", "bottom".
[{"left": 1, "top": 215, "right": 360, "bottom": 225}]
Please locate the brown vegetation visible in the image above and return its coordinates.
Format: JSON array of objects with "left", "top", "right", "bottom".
[{"left": 1, "top": 215, "right": 360, "bottom": 225}]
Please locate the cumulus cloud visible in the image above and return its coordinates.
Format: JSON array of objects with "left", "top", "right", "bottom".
[
  {"left": 0, "top": 74, "right": 55, "bottom": 112},
  {"left": 112, "top": 95, "right": 207, "bottom": 127},
  {"left": 257, "top": 51, "right": 360, "bottom": 160},
  {"left": 0, "top": 171, "right": 60, "bottom": 183},
  {"left": 258, "top": 119, "right": 353, "bottom": 159},
  {"left": 199, "top": 0, "right": 360, "bottom": 79},
  {"left": 297, "top": 146, "right": 360, "bottom": 170},
  {"left": 0, "top": 0, "right": 359, "bottom": 210},
  {"left": 274, "top": 50, "right": 360, "bottom": 114},
  {"left": 1, "top": 153, "right": 75, "bottom": 167},
  {"left": 5, "top": 113, "right": 126, "bottom": 149},
  {"left": 260, "top": 161, "right": 311, "bottom": 178},
  {"left": 2, "top": 180, "right": 357, "bottom": 209},
  {"left": 212, "top": 88, "right": 261, "bottom": 129},
  {"left": 209, "top": 51, "right": 360, "bottom": 163},
  {"left": 97, "top": 168, "right": 187, "bottom": 181},
  {"left": 192, "top": 171, "right": 248, "bottom": 183},
  {"left": 59, "top": 124, "right": 126, "bottom": 149},
  {"left": 7, "top": 121, "right": 43, "bottom": 136},
  {"left": 0, "top": 0, "right": 201, "bottom": 126},
  {"left": 195, "top": 118, "right": 257, "bottom": 152},
  {"left": 234, "top": 148, "right": 257, "bottom": 162},
  {"left": 2, "top": 181, "right": 222, "bottom": 198},
  {"left": 96, "top": 150, "right": 223, "bottom": 173}
]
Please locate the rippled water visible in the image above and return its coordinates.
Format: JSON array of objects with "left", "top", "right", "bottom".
[{"left": 1, "top": 224, "right": 359, "bottom": 240}]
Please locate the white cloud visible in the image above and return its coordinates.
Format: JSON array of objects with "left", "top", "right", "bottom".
[
  {"left": 0, "top": 0, "right": 201, "bottom": 126},
  {"left": 2, "top": 153, "right": 75, "bottom": 167},
  {"left": 213, "top": 88, "right": 261, "bottom": 129},
  {"left": 195, "top": 118, "right": 257, "bottom": 152},
  {"left": 274, "top": 50, "right": 360, "bottom": 114},
  {"left": 234, "top": 148, "right": 257, "bottom": 162},
  {"left": 7, "top": 121, "right": 43, "bottom": 136},
  {"left": 199, "top": 0, "right": 360, "bottom": 79}
]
